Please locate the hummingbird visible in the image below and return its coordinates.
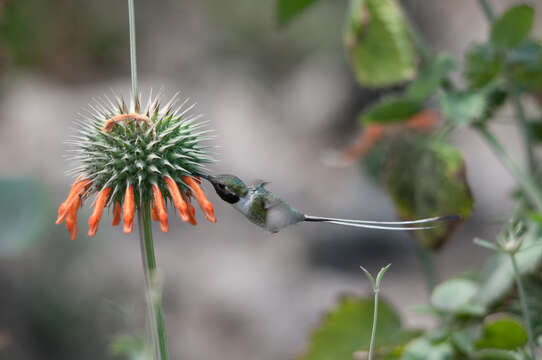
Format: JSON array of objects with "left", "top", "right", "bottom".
[{"left": 199, "top": 174, "right": 460, "bottom": 233}]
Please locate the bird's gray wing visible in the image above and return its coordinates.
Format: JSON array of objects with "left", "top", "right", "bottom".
[{"left": 262, "top": 193, "right": 304, "bottom": 233}]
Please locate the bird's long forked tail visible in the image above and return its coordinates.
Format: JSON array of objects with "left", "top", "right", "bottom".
[{"left": 303, "top": 214, "right": 462, "bottom": 231}]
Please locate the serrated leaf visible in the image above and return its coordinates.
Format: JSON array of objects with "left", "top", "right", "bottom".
[
  {"left": 474, "top": 223, "right": 542, "bottom": 308},
  {"left": 276, "top": 0, "right": 320, "bottom": 25},
  {"left": 344, "top": 0, "right": 416, "bottom": 87},
  {"left": 406, "top": 53, "right": 455, "bottom": 101},
  {"left": 431, "top": 278, "right": 480, "bottom": 314},
  {"left": 464, "top": 44, "right": 503, "bottom": 89},
  {"left": 374, "top": 137, "right": 473, "bottom": 249},
  {"left": 475, "top": 318, "right": 528, "bottom": 350},
  {"left": 400, "top": 337, "right": 454, "bottom": 360},
  {"left": 298, "top": 296, "right": 417, "bottom": 360},
  {"left": 360, "top": 96, "right": 423, "bottom": 124},
  {"left": 490, "top": 4, "right": 534, "bottom": 50},
  {"left": 0, "top": 178, "right": 47, "bottom": 255},
  {"left": 439, "top": 90, "right": 487, "bottom": 126}
]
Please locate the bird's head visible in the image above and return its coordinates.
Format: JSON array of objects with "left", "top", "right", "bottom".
[{"left": 199, "top": 174, "right": 248, "bottom": 204}]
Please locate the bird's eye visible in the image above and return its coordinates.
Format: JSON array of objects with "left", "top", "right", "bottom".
[{"left": 218, "top": 184, "right": 226, "bottom": 189}]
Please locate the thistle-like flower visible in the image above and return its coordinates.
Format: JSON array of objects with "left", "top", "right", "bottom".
[{"left": 56, "top": 91, "right": 217, "bottom": 240}]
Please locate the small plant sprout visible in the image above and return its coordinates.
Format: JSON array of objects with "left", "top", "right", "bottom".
[
  {"left": 474, "top": 221, "right": 537, "bottom": 359},
  {"left": 360, "top": 263, "right": 391, "bottom": 360}
]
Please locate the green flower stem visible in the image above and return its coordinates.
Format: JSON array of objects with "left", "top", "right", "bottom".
[
  {"left": 138, "top": 203, "right": 169, "bottom": 360},
  {"left": 415, "top": 242, "right": 436, "bottom": 295},
  {"left": 403, "top": 11, "right": 432, "bottom": 63},
  {"left": 361, "top": 264, "right": 391, "bottom": 360},
  {"left": 475, "top": 125, "right": 542, "bottom": 213},
  {"left": 477, "top": 0, "right": 536, "bottom": 176},
  {"left": 128, "top": 0, "right": 138, "bottom": 101},
  {"left": 510, "top": 253, "right": 537, "bottom": 359},
  {"left": 510, "top": 90, "right": 536, "bottom": 175}
]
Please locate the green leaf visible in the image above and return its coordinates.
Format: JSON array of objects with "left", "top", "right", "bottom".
[
  {"left": 375, "top": 137, "right": 473, "bottom": 249},
  {"left": 475, "top": 318, "right": 528, "bottom": 350},
  {"left": 298, "top": 295, "right": 417, "bottom": 360},
  {"left": 464, "top": 44, "right": 503, "bottom": 89},
  {"left": 474, "top": 223, "right": 542, "bottom": 308},
  {"left": 406, "top": 53, "right": 455, "bottom": 101},
  {"left": 431, "top": 278, "right": 480, "bottom": 315},
  {"left": 277, "top": 0, "right": 320, "bottom": 25},
  {"left": 360, "top": 96, "right": 423, "bottom": 124},
  {"left": 439, "top": 90, "right": 487, "bottom": 126},
  {"left": 490, "top": 4, "right": 534, "bottom": 50},
  {"left": 400, "top": 337, "right": 454, "bottom": 360},
  {"left": 345, "top": 0, "right": 417, "bottom": 87},
  {"left": 507, "top": 40, "right": 542, "bottom": 92},
  {"left": 0, "top": 178, "right": 47, "bottom": 255}
]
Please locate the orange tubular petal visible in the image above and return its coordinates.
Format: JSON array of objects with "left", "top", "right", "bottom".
[
  {"left": 342, "top": 124, "right": 385, "bottom": 162},
  {"left": 112, "top": 202, "right": 121, "bottom": 226},
  {"left": 406, "top": 110, "right": 438, "bottom": 131},
  {"left": 65, "top": 196, "right": 81, "bottom": 240},
  {"left": 182, "top": 176, "right": 216, "bottom": 223},
  {"left": 152, "top": 184, "right": 169, "bottom": 233},
  {"left": 56, "top": 178, "right": 91, "bottom": 224},
  {"left": 184, "top": 190, "right": 198, "bottom": 226},
  {"left": 164, "top": 177, "right": 190, "bottom": 222},
  {"left": 123, "top": 185, "right": 135, "bottom": 234},
  {"left": 151, "top": 201, "right": 159, "bottom": 221},
  {"left": 88, "top": 187, "right": 111, "bottom": 237}
]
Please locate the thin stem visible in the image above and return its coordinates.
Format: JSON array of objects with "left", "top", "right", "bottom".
[
  {"left": 402, "top": 4, "right": 432, "bottom": 63},
  {"left": 475, "top": 125, "right": 542, "bottom": 213},
  {"left": 138, "top": 204, "right": 169, "bottom": 360},
  {"left": 511, "top": 91, "right": 536, "bottom": 175},
  {"left": 477, "top": 0, "right": 495, "bottom": 23},
  {"left": 415, "top": 242, "right": 436, "bottom": 296},
  {"left": 368, "top": 289, "right": 379, "bottom": 360},
  {"left": 510, "top": 254, "right": 537, "bottom": 359},
  {"left": 128, "top": 0, "right": 138, "bottom": 102},
  {"left": 477, "top": 0, "right": 537, "bottom": 176}
]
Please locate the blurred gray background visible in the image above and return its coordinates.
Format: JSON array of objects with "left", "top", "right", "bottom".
[{"left": 0, "top": 0, "right": 541, "bottom": 359}]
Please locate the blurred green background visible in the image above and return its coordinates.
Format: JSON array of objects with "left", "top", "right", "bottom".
[{"left": 0, "top": 0, "right": 541, "bottom": 359}]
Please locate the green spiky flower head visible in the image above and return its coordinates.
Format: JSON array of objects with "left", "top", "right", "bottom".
[{"left": 57, "top": 91, "right": 217, "bottom": 240}]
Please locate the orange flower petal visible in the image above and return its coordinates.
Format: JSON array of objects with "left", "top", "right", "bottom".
[
  {"left": 406, "top": 110, "right": 438, "bottom": 131},
  {"left": 152, "top": 184, "right": 169, "bottom": 233},
  {"left": 88, "top": 187, "right": 111, "bottom": 237},
  {"left": 56, "top": 178, "right": 90, "bottom": 224},
  {"left": 65, "top": 196, "right": 81, "bottom": 241},
  {"left": 151, "top": 201, "right": 159, "bottom": 222},
  {"left": 342, "top": 124, "right": 385, "bottom": 162},
  {"left": 183, "top": 190, "right": 198, "bottom": 225},
  {"left": 112, "top": 202, "right": 121, "bottom": 226},
  {"left": 182, "top": 176, "right": 216, "bottom": 223},
  {"left": 164, "top": 176, "right": 190, "bottom": 222},
  {"left": 123, "top": 184, "right": 135, "bottom": 234}
]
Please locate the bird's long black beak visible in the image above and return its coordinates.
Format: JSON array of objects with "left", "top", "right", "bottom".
[{"left": 196, "top": 173, "right": 214, "bottom": 182}]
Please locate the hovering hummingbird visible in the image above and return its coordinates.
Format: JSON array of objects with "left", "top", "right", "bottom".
[{"left": 199, "top": 174, "right": 460, "bottom": 233}]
